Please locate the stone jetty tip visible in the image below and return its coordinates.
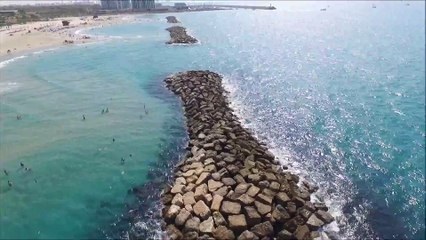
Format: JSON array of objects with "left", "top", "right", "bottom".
[
  {"left": 166, "top": 16, "right": 180, "bottom": 23},
  {"left": 166, "top": 26, "right": 198, "bottom": 44}
]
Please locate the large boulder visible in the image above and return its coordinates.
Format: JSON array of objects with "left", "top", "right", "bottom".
[
  {"left": 165, "top": 205, "right": 181, "bottom": 221},
  {"left": 208, "top": 179, "right": 224, "bottom": 192},
  {"left": 212, "top": 211, "right": 227, "bottom": 226},
  {"left": 193, "top": 200, "right": 211, "bottom": 220},
  {"left": 254, "top": 201, "right": 271, "bottom": 216},
  {"left": 213, "top": 225, "right": 235, "bottom": 240},
  {"left": 172, "top": 193, "right": 184, "bottom": 207},
  {"left": 294, "top": 225, "right": 310, "bottom": 240},
  {"left": 211, "top": 194, "right": 224, "bottom": 211},
  {"left": 316, "top": 210, "right": 334, "bottom": 223},
  {"left": 199, "top": 217, "right": 214, "bottom": 233},
  {"left": 250, "top": 221, "right": 274, "bottom": 237},
  {"left": 183, "top": 191, "right": 196, "bottom": 206},
  {"left": 228, "top": 214, "right": 247, "bottom": 232},
  {"left": 185, "top": 217, "right": 201, "bottom": 232},
  {"left": 244, "top": 206, "right": 261, "bottom": 226},
  {"left": 221, "top": 201, "right": 241, "bottom": 214},
  {"left": 166, "top": 224, "right": 183, "bottom": 240},
  {"left": 306, "top": 214, "right": 324, "bottom": 230},
  {"left": 175, "top": 209, "right": 191, "bottom": 226},
  {"left": 238, "top": 230, "right": 259, "bottom": 240}
]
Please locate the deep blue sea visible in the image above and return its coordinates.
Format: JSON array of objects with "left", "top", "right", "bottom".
[{"left": 0, "top": 1, "right": 424, "bottom": 239}]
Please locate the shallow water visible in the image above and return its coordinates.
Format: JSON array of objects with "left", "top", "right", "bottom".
[{"left": 1, "top": 2, "right": 425, "bottom": 239}]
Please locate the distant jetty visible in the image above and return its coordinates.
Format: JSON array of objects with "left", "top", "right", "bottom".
[
  {"left": 166, "top": 26, "right": 198, "bottom": 44},
  {"left": 203, "top": 4, "right": 276, "bottom": 10},
  {"left": 161, "top": 70, "right": 334, "bottom": 239},
  {"left": 166, "top": 16, "right": 180, "bottom": 23}
]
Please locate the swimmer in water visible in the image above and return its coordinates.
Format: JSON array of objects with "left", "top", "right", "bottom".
[
  {"left": 121, "top": 158, "right": 125, "bottom": 164},
  {"left": 8, "top": 181, "right": 12, "bottom": 187},
  {"left": 82, "top": 115, "right": 86, "bottom": 120},
  {"left": 20, "top": 162, "right": 24, "bottom": 168},
  {"left": 113, "top": 138, "right": 115, "bottom": 142},
  {"left": 105, "top": 108, "right": 109, "bottom": 113},
  {"left": 101, "top": 109, "right": 105, "bottom": 114},
  {"left": 3, "top": 169, "right": 8, "bottom": 176}
]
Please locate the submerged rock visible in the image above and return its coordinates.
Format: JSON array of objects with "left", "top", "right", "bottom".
[
  {"left": 166, "top": 16, "right": 180, "bottom": 23},
  {"left": 165, "top": 26, "right": 198, "bottom": 44}
]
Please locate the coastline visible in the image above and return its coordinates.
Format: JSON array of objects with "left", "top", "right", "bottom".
[
  {"left": 0, "top": 14, "right": 137, "bottom": 61},
  {"left": 160, "top": 71, "right": 334, "bottom": 239}
]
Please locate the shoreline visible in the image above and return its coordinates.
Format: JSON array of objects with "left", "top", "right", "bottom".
[
  {"left": 0, "top": 14, "right": 138, "bottom": 61},
  {"left": 161, "top": 70, "right": 334, "bottom": 239}
]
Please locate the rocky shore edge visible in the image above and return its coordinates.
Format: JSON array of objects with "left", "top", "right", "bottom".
[
  {"left": 166, "top": 16, "right": 181, "bottom": 23},
  {"left": 160, "top": 70, "right": 334, "bottom": 240},
  {"left": 166, "top": 26, "right": 198, "bottom": 44}
]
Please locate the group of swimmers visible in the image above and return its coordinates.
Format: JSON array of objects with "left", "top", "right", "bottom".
[
  {"left": 82, "top": 105, "right": 150, "bottom": 121},
  {"left": 112, "top": 137, "right": 133, "bottom": 165},
  {"left": 4, "top": 162, "right": 34, "bottom": 188},
  {"left": 9, "top": 104, "right": 149, "bottom": 187},
  {"left": 101, "top": 108, "right": 109, "bottom": 114},
  {"left": 120, "top": 154, "right": 133, "bottom": 165},
  {"left": 82, "top": 107, "right": 110, "bottom": 121}
]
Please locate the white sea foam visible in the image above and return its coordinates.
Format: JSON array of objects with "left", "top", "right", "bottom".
[
  {"left": 0, "top": 82, "right": 20, "bottom": 94},
  {"left": 0, "top": 55, "right": 27, "bottom": 69},
  {"left": 220, "top": 75, "right": 372, "bottom": 240},
  {"left": 109, "top": 36, "right": 124, "bottom": 39},
  {"left": 167, "top": 41, "right": 202, "bottom": 46},
  {"left": 393, "top": 109, "right": 405, "bottom": 116},
  {"left": 32, "top": 47, "right": 59, "bottom": 55},
  {"left": 74, "top": 29, "right": 84, "bottom": 35}
]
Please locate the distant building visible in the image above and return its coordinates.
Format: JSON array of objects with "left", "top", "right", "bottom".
[
  {"left": 131, "top": 0, "right": 155, "bottom": 10},
  {"left": 0, "top": 10, "right": 18, "bottom": 16},
  {"left": 100, "top": 0, "right": 155, "bottom": 10},
  {"left": 174, "top": 2, "right": 188, "bottom": 10},
  {"left": 100, "top": 0, "right": 131, "bottom": 10}
]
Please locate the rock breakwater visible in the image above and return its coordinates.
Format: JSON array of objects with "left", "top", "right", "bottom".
[
  {"left": 161, "top": 70, "right": 334, "bottom": 239},
  {"left": 166, "top": 16, "right": 180, "bottom": 23},
  {"left": 166, "top": 26, "right": 198, "bottom": 44}
]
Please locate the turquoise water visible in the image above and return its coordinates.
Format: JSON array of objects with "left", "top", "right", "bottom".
[{"left": 1, "top": 2, "right": 425, "bottom": 239}]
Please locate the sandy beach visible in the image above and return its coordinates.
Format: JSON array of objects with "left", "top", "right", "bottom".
[{"left": 0, "top": 15, "right": 136, "bottom": 59}]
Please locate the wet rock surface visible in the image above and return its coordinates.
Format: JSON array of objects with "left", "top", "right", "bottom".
[
  {"left": 166, "top": 26, "right": 198, "bottom": 44},
  {"left": 166, "top": 16, "right": 180, "bottom": 23},
  {"left": 161, "top": 70, "right": 334, "bottom": 239}
]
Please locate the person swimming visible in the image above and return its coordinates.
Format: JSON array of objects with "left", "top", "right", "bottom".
[
  {"left": 8, "top": 181, "right": 12, "bottom": 187},
  {"left": 3, "top": 169, "right": 8, "bottom": 176},
  {"left": 101, "top": 109, "right": 105, "bottom": 114},
  {"left": 113, "top": 138, "right": 115, "bottom": 142},
  {"left": 105, "top": 108, "right": 109, "bottom": 113},
  {"left": 82, "top": 115, "right": 86, "bottom": 120},
  {"left": 16, "top": 115, "right": 22, "bottom": 120},
  {"left": 20, "top": 162, "right": 24, "bottom": 168},
  {"left": 129, "top": 154, "right": 132, "bottom": 157},
  {"left": 121, "top": 158, "right": 125, "bottom": 164}
]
